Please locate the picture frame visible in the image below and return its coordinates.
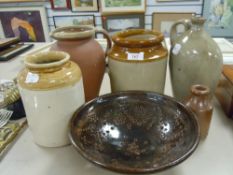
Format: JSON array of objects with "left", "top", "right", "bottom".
[
  {"left": 100, "top": 0, "right": 146, "bottom": 14},
  {"left": 0, "top": 0, "right": 46, "bottom": 2},
  {"left": 50, "top": 0, "right": 71, "bottom": 10},
  {"left": 152, "top": 12, "right": 194, "bottom": 37},
  {"left": 70, "top": 0, "right": 98, "bottom": 12},
  {"left": 202, "top": 0, "right": 233, "bottom": 38},
  {"left": 156, "top": 0, "right": 199, "bottom": 2},
  {"left": 0, "top": 6, "right": 50, "bottom": 42},
  {"left": 102, "top": 13, "right": 145, "bottom": 36},
  {"left": 53, "top": 15, "right": 95, "bottom": 28}
]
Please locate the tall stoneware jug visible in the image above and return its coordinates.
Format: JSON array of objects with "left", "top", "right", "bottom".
[
  {"left": 108, "top": 29, "right": 168, "bottom": 93},
  {"left": 50, "top": 25, "right": 112, "bottom": 101},
  {"left": 17, "top": 51, "right": 85, "bottom": 147},
  {"left": 170, "top": 16, "right": 223, "bottom": 101}
]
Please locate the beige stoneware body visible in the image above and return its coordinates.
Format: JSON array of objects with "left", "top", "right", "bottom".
[{"left": 17, "top": 51, "right": 85, "bottom": 147}]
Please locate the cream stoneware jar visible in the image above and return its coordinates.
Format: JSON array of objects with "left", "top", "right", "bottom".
[
  {"left": 108, "top": 29, "right": 168, "bottom": 93},
  {"left": 17, "top": 51, "right": 85, "bottom": 147}
]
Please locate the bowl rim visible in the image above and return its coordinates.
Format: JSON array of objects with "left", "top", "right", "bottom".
[{"left": 69, "top": 91, "right": 200, "bottom": 174}]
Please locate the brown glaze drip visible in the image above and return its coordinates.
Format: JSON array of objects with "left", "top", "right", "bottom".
[
  {"left": 109, "top": 29, "right": 167, "bottom": 62},
  {"left": 112, "top": 29, "right": 164, "bottom": 48}
]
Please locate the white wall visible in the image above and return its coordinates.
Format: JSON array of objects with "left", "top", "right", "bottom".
[
  {"left": 0, "top": 0, "right": 203, "bottom": 34},
  {"left": 47, "top": 0, "right": 203, "bottom": 31}
]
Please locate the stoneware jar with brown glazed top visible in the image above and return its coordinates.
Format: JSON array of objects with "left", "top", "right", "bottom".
[
  {"left": 169, "top": 16, "right": 223, "bottom": 101},
  {"left": 108, "top": 29, "right": 168, "bottom": 93},
  {"left": 17, "top": 51, "right": 85, "bottom": 147},
  {"left": 50, "top": 25, "right": 112, "bottom": 101},
  {"left": 184, "top": 84, "right": 213, "bottom": 140}
]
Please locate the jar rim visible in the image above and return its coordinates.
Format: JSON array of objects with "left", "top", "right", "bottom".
[
  {"left": 112, "top": 29, "right": 164, "bottom": 47},
  {"left": 191, "top": 84, "right": 210, "bottom": 96},
  {"left": 50, "top": 25, "right": 95, "bottom": 40},
  {"left": 24, "top": 51, "right": 70, "bottom": 69}
]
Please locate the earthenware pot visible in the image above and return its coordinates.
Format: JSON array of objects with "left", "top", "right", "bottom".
[
  {"left": 170, "top": 16, "right": 223, "bottom": 101},
  {"left": 69, "top": 91, "right": 200, "bottom": 174},
  {"left": 108, "top": 29, "right": 168, "bottom": 93},
  {"left": 184, "top": 85, "right": 213, "bottom": 140},
  {"left": 50, "top": 25, "right": 112, "bottom": 101},
  {"left": 17, "top": 51, "right": 85, "bottom": 147}
]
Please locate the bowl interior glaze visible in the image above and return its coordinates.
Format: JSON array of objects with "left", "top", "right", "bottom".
[{"left": 69, "top": 91, "right": 199, "bottom": 174}]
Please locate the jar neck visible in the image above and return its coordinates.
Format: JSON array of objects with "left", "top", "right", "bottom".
[
  {"left": 27, "top": 62, "right": 69, "bottom": 73},
  {"left": 56, "top": 36, "right": 92, "bottom": 45},
  {"left": 51, "top": 26, "right": 95, "bottom": 40},
  {"left": 25, "top": 51, "right": 70, "bottom": 73},
  {"left": 189, "top": 84, "right": 211, "bottom": 101},
  {"left": 112, "top": 29, "right": 164, "bottom": 48},
  {"left": 191, "top": 23, "right": 204, "bottom": 32}
]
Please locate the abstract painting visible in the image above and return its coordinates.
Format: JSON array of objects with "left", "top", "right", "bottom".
[{"left": 0, "top": 7, "right": 49, "bottom": 42}]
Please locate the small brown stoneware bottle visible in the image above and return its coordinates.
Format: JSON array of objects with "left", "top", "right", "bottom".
[{"left": 184, "top": 84, "right": 213, "bottom": 140}]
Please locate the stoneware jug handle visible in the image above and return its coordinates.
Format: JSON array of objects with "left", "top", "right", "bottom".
[
  {"left": 95, "top": 29, "right": 112, "bottom": 57},
  {"left": 170, "top": 19, "right": 191, "bottom": 46}
]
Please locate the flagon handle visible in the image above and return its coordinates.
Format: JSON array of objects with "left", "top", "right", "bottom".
[
  {"left": 95, "top": 28, "right": 112, "bottom": 57},
  {"left": 170, "top": 19, "right": 191, "bottom": 46}
]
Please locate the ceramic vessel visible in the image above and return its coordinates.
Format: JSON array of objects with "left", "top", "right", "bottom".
[
  {"left": 108, "top": 29, "right": 168, "bottom": 93},
  {"left": 169, "top": 16, "right": 223, "bottom": 101},
  {"left": 50, "top": 25, "right": 112, "bottom": 101},
  {"left": 17, "top": 51, "right": 85, "bottom": 147},
  {"left": 184, "top": 85, "right": 213, "bottom": 140},
  {"left": 69, "top": 91, "right": 199, "bottom": 174}
]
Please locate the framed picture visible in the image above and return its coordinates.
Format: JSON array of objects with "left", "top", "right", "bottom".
[
  {"left": 100, "top": 0, "right": 146, "bottom": 14},
  {"left": 202, "top": 0, "right": 233, "bottom": 38},
  {"left": 156, "top": 0, "right": 199, "bottom": 2},
  {"left": 70, "top": 0, "right": 98, "bottom": 12},
  {"left": 152, "top": 12, "right": 194, "bottom": 37},
  {"left": 50, "top": 0, "right": 70, "bottom": 10},
  {"left": 102, "top": 13, "right": 144, "bottom": 36},
  {"left": 0, "top": 0, "right": 46, "bottom": 2},
  {"left": 0, "top": 6, "right": 50, "bottom": 42},
  {"left": 53, "top": 15, "right": 95, "bottom": 28}
]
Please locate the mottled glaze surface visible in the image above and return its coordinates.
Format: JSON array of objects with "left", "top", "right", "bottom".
[
  {"left": 69, "top": 91, "right": 200, "bottom": 174},
  {"left": 169, "top": 17, "right": 223, "bottom": 101}
]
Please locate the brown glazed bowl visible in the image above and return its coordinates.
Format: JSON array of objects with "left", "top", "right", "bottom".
[{"left": 69, "top": 91, "right": 200, "bottom": 174}]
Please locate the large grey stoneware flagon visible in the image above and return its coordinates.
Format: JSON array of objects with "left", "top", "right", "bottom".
[{"left": 169, "top": 16, "right": 223, "bottom": 102}]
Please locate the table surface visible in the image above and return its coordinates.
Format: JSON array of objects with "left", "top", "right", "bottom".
[{"left": 0, "top": 41, "right": 233, "bottom": 175}]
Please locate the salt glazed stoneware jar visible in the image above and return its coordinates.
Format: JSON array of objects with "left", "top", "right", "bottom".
[
  {"left": 169, "top": 16, "right": 223, "bottom": 101},
  {"left": 17, "top": 51, "right": 85, "bottom": 147},
  {"left": 108, "top": 29, "right": 168, "bottom": 93},
  {"left": 50, "top": 25, "right": 112, "bottom": 102}
]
